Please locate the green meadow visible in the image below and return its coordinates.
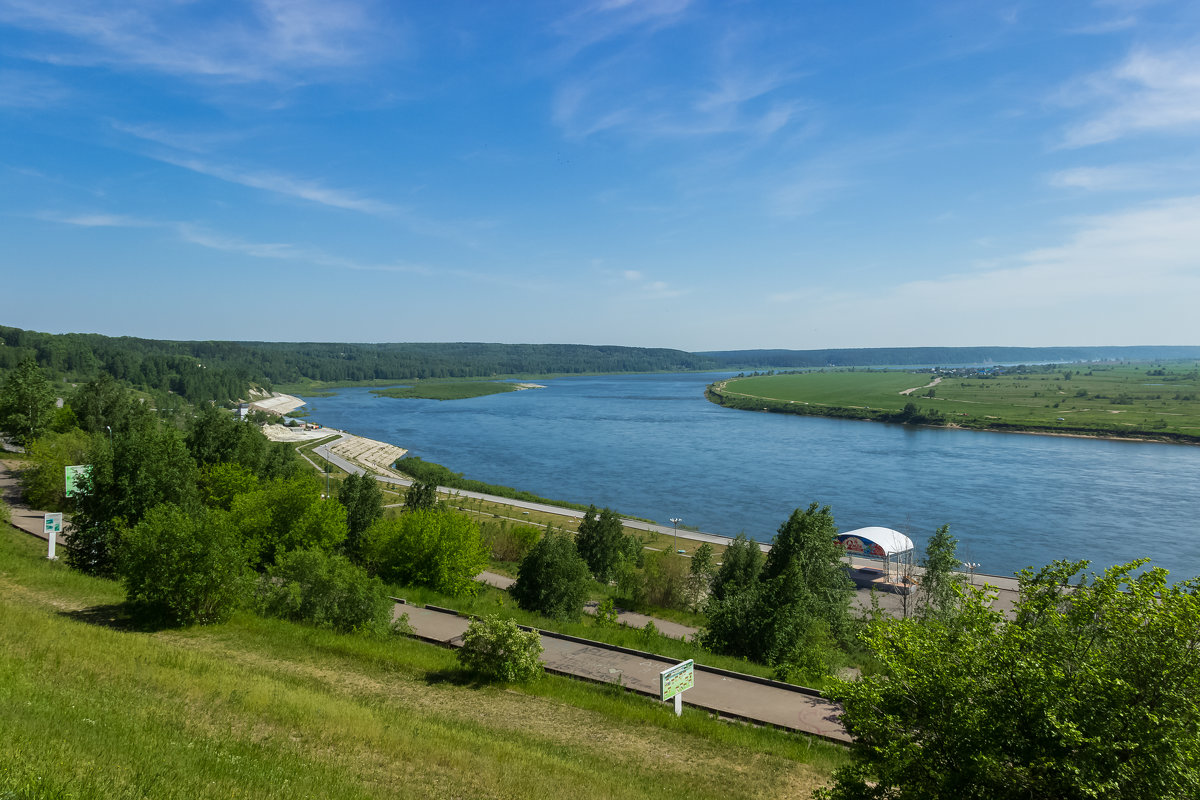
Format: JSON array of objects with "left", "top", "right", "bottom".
[
  {"left": 0, "top": 527, "right": 843, "bottom": 800},
  {"left": 371, "top": 381, "right": 523, "bottom": 401},
  {"left": 711, "top": 363, "right": 1200, "bottom": 442}
]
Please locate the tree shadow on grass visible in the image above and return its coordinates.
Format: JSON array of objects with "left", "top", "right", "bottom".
[
  {"left": 424, "top": 666, "right": 491, "bottom": 689},
  {"left": 57, "top": 603, "right": 178, "bottom": 633}
]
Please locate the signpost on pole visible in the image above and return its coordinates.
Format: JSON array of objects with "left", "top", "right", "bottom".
[
  {"left": 43, "top": 513, "right": 62, "bottom": 560},
  {"left": 660, "top": 659, "right": 694, "bottom": 717}
]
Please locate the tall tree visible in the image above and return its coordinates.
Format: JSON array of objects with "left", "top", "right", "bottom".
[
  {"left": 70, "top": 373, "right": 133, "bottom": 435},
  {"left": 686, "top": 542, "right": 716, "bottom": 611},
  {"left": 762, "top": 503, "right": 854, "bottom": 639},
  {"left": 67, "top": 414, "right": 199, "bottom": 576},
  {"left": 917, "top": 524, "right": 963, "bottom": 619},
  {"left": 338, "top": 472, "right": 383, "bottom": 563},
  {"left": 403, "top": 479, "right": 438, "bottom": 512},
  {"left": 511, "top": 529, "right": 590, "bottom": 620},
  {"left": 709, "top": 533, "right": 764, "bottom": 603},
  {"left": 703, "top": 504, "right": 854, "bottom": 675},
  {"left": 574, "top": 505, "right": 628, "bottom": 583},
  {"left": 0, "top": 358, "right": 56, "bottom": 446}
]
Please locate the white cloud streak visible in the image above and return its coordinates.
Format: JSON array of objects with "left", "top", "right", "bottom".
[
  {"left": 1060, "top": 45, "right": 1200, "bottom": 147},
  {"left": 150, "top": 152, "right": 397, "bottom": 215},
  {"left": 0, "top": 0, "right": 391, "bottom": 83}
]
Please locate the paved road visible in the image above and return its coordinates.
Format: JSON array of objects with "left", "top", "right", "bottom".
[{"left": 398, "top": 603, "right": 849, "bottom": 743}]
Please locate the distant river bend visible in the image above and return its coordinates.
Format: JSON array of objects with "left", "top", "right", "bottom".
[{"left": 299, "top": 372, "right": 1200, "bottom": 581}]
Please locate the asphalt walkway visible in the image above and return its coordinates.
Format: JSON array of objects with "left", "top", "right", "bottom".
[{"left": 397, "top": 603, "right": 849, "bottom": 743}]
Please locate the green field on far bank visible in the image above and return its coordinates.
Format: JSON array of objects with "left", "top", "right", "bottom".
[{"left": 710, "top": 363, "right": 1200, "bottom": 442}]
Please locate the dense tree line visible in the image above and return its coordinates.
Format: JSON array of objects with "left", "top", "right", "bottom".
[{"left": 0, "top": 325, "right": 718, "bottom": 406}]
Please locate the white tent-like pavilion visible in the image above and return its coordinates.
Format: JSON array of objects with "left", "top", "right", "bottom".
[{"left": 836, "top": 527, "right": 915, "bottom": 585}]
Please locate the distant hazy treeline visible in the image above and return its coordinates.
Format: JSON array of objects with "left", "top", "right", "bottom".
[{"left": 700, "top": 345, "right": 1200, "bottom": 368}]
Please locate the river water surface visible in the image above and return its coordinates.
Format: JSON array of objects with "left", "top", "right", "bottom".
[{"left": 299, "top": 372, "right": 1200, "bottom": 581}]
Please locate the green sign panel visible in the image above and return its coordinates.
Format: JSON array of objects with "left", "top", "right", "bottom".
[
  {"left": 65, "top": 465, "right": 91, "bottom": 498},
  {"left": 660, "top": 659, "right": 694, "bottom": 701}
]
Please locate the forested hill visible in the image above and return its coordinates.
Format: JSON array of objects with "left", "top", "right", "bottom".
[
  {"left": 700, "top": 346, "right": 1200, "bottom": 368},
  {"left": 0, "top": 325, "right": 717, "bottom": 403}
]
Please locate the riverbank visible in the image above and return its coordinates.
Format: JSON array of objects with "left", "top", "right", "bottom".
[{"left": 706, "top": 377, "right": 1200, "bottom": 446}]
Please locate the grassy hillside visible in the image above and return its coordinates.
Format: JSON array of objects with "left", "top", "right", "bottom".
[{"left": 0, "top": 527, "right": 842, "bottom": 799}]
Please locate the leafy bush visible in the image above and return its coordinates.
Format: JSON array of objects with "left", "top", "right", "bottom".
[
  {"left": 20, "top": 429, "right": 90, "bottom": 511},
  {"left": 229, "top": 473, "right": 347, "bottom": 566},
  {"left": 116, "top": 504, "right": 252, "bottom": 626},
  {"left": 481, "top": 519, "right": 541, "bottom": 562},
  {"left": 642, "top": 549, "right": 689, "bottom": 610},
  {"left": 457, "top": 615, "right": 543, "bottom": 683},
  {"left": 256, "top": 547, "right": 392, "bottom": 634},
  {"left": 365, "top": 508, "right": 488, "bottom": 597},
  {"left": 511, "top": 530, "right": 590, "bottom": 620},
  {"left": 0, "top": 497, "right": 10, "bottom": 527}
]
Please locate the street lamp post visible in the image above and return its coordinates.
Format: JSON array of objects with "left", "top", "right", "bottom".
[
  {"left": 670, "top": 518, "right": 682, "bottom": 554},
  {"left": 962, "top": 561, "right": 980, "bottom": 585}
]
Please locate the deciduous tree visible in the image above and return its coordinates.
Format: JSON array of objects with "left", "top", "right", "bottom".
[
  {"left": 0, "top": 358, "right": 56, "bottom": 446},
  {"left": 365, "top": 508, "right": 487, "bottom": 597},
  {"left": 917, "top": 524, "right": 963, "bottom": 619},
  {"left": 511, "top": 529, "right": 590, "bottom": 620},
  {"left": 116, "top": 504, "right": 252, "bottom": 626},
  {"left": 821, "top": 560, "right": 1200, "bottom": 800},
  {"left": 575, "top": 505, "right": 630, "bottom": 583},
  {"left": 337, "top": 472, "right": 383, "bottom": 563}
]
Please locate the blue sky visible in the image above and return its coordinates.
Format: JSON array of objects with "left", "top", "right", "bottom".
[{"left": 2, "top": 0, "right": 1199, "bottom": 350}]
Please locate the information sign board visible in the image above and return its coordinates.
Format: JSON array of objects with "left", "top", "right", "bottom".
[
  {"left": 44, "top": 513, "right": 62, "bottom": 560},
  {"left": 660, "top": 659, "right": 694, "bottom": 702}
]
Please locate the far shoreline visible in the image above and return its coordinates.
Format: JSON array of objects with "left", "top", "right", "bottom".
[{"left": 705, "top": 384, "right": 1200, "bottom": 447}]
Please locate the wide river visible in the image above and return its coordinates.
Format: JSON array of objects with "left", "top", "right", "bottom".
[{"left": 300, "top": 371, "right": 1200, "bottom": 581}]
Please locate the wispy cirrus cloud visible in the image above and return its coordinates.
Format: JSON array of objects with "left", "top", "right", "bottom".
[
  {"left": 0, "top": 69, "right": 70, "bottom": 108},
  {"left": 39, "top": 210, "right": 431, "bottom": 274},
  {"left": 551, "top": 0, "right": 693, "bottom": 57},
  {"left": 0, "top": 0, "right": 394, "bottom": 83},
  {"left": 1045, "top": 160, "right": 1197, "bottom": 192},
  {"left": 37, "top": 211, "right": 152, "bottom": 228},
  {"left": 36, "top": 211, "right": 542, "bottom": 290},
  {"left": 1059, "top": 45, "right": 1200, "bottom": 147},
  {"left": 148, "top": 151, "right": 397, "bottom": 215}
]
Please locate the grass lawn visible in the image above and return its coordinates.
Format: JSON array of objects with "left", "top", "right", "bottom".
[{"left": 0, "top": 526, "right": 843, "bottom": 799}]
